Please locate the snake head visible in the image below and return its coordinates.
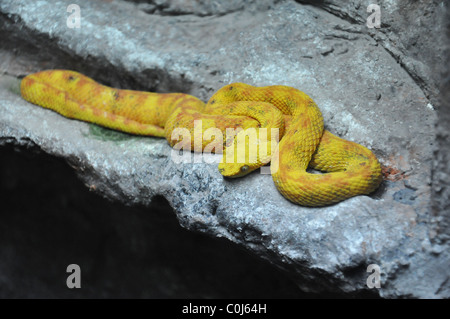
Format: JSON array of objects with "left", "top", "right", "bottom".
[
  {"left": 218, "top": 133, "right": 274, "bottom": 178},
  {"left": 218, "top": 162, "right": 257, "bottom": 178}
]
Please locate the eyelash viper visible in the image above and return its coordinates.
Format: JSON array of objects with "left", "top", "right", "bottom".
[{"left": 20, "top": 70, "right": 382, "bottom": 206}]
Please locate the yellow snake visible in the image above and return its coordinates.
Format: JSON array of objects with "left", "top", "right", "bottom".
[{"left": 20, "top": 70, "right": 382, "bottom": 206}]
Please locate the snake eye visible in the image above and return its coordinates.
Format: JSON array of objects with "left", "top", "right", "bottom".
[{"left": 240, "top": 165, "right": 249, "bottom": 173}]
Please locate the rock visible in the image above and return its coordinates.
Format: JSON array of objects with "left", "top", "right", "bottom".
[
  {"left": 432, "top": 8, "right": 450, "bottom": 246},
  {"left": 0, "top": 0, "right": 448, "bottom": 298},
  {"left": 297, "top": 0, "right": 446, "bottom": 103},
  {"left": 128, "top": 0, "right": 280, "bottom": 16}
]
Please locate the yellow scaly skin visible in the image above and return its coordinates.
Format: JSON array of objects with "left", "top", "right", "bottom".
[{"left": 20, "top": 69, "right": 382, "bottom": 206}]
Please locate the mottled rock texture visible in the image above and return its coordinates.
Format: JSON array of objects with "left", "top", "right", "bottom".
[
  {"left": 298, "top": 0, "right": 446, "bottom": 103},
  {"left": 0, "top": 0, "right": 448, "bottom": 298},
  {"left": 432, "top": 4, "right": 450, "bottom": 250}
]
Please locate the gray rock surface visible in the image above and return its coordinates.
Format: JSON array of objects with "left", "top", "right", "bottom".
[
  {"left": 0, "top": 0, "right": 448, "bottom": 297},
  {"left": 297, "top": 0, "right": 446, "bottom": 103},
  {"left": 432, "top": 8, "right": 450, "bottom": 248},
  {"left": 128, "top": 0, "right": 280, "bottom": 16}
]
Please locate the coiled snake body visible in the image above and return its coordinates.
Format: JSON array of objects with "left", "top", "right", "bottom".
[{"left": 20, "top": 70, "right": 382, "bottom": 206}]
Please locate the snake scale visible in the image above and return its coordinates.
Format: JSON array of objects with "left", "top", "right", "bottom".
[{"left": 20, "top": 70, "right": 382, "bottom": 206}]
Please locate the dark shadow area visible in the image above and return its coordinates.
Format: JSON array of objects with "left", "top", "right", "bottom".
[{"left": 0, "top": 144, "right": 313, "bottom": 298}]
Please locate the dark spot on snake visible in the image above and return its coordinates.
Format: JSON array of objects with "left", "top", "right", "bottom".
[
  {"left": 229, "top": 86, "right": 234, "bottom": 90},
  {"left": 210, "top": 99, "right": 216, "bottom": 104},
  {"left": 114, "top": 91, "right": 120, "bottom": 100},
  {"left": 68, "top": 75, "right": 75, "bottom": 81},
  {"left": 357, "top": 154, "right": 370, "bottom": 161},
  {"left": 359, "top": 162, "right": 367, "bottom": 166}
]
